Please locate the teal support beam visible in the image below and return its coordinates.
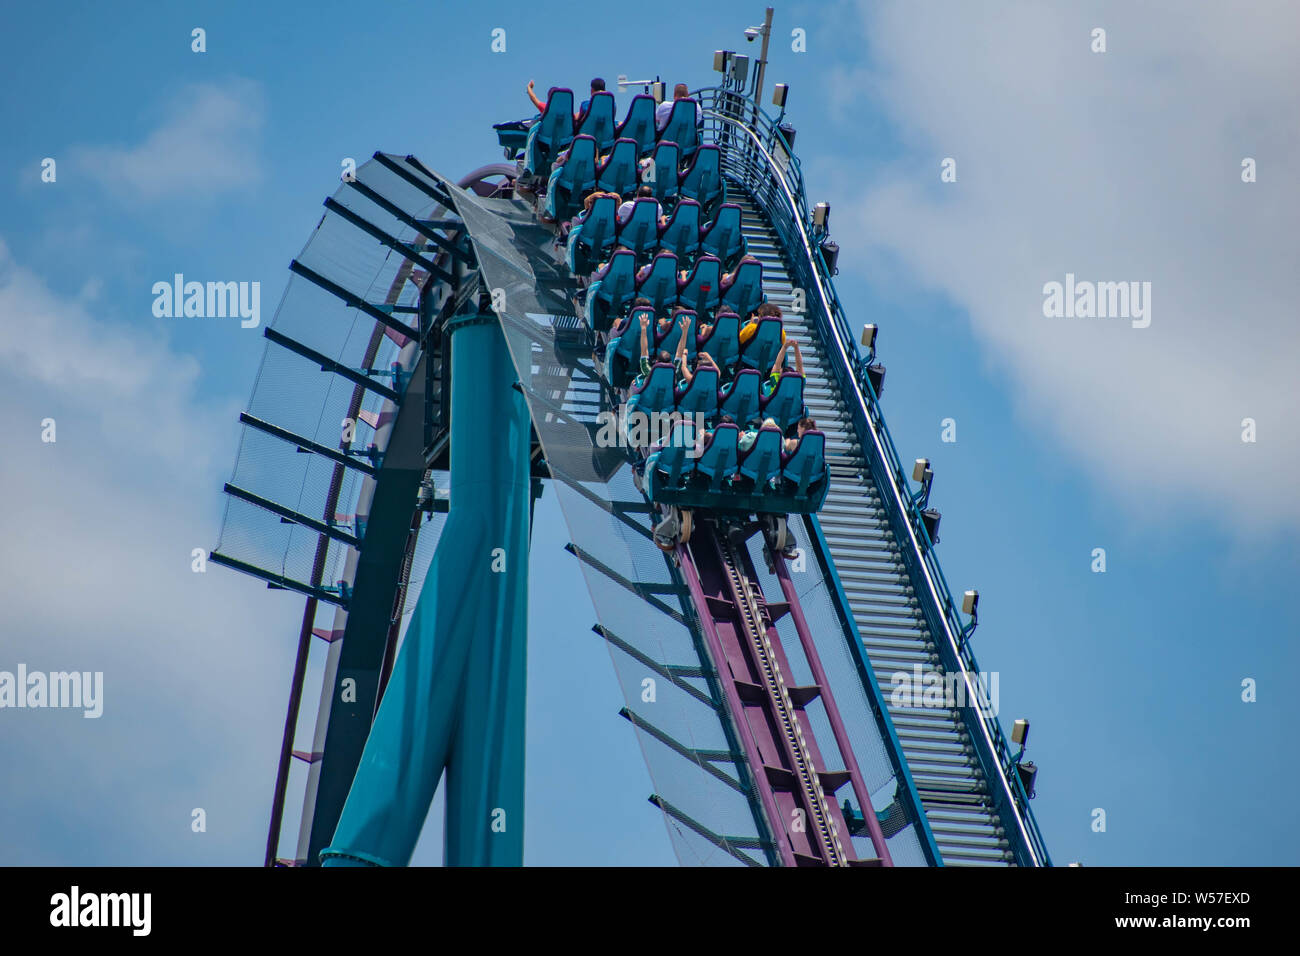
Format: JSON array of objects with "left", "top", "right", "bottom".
[
  {"left": 304, "top": 350, "right": 429, "bottom": 864},
  {"left": 321, "top": 314, "right": 531, "bottom": 867}
]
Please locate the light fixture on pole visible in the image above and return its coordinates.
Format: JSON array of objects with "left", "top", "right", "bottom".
[
  {"left": 961, "top": 589, "right": 979, "bottom": 641},
  {"left": 1010, "top": 718, "right": 1037, "bottom": 798},
  {"left": 857, "top": 325, "right": 883, "bottom": 401},
  {"left": 813, "top": 201, "right": 831, "bottom": 231},
  {"left": 912, "top": 458, "right": 934, "bottom": 509},
  {"left": 860, "top": 323, "right": 878, "bottom": 364}
]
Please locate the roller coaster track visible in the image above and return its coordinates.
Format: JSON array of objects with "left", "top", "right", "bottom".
[
  {"left": 210, "top": 83, "right": 1050, "bottom": 867},
  {"left": 732, "top": 192, "right": 1012, "bottom": 864},
  {"left": 721, "top": 536, "right": 843, "bottom": 864},
  {"left": 710, "top": 529, "right": 849, "bottom": 864},
  {"left": 698, "top": 89, "right": 1051, "bottom": 866}
]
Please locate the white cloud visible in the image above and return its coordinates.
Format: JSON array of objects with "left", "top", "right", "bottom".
[
  {"left": 0, "top": 238, "right": 232, "bottom": 479},
  {"left": 70, "top": 78, "right": 265, "bottom": 201},
  {"left": 836, "top": 0, "right": 1300, "bottom": 532},
  {"left": 0, "top": 241, "right": 297, "bottom": 863}
]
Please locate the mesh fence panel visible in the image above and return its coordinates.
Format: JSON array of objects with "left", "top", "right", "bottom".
[
  {"left": 214, "top": 151, "right": 449, "bottom": 604},
  {"left": 214, "top": 156, "right": 453, "bottom": 860}
]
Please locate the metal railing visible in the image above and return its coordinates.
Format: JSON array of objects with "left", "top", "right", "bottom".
[{"left": 694, "top": 86, "right": 1051, "bottom": 866}]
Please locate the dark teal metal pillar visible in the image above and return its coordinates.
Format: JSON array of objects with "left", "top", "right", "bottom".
[{"left": 321, "top": 313, "right": 530, "bottom": 867}]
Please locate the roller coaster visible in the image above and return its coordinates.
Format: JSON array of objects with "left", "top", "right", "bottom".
[{"left": 211, "top": 41, "right": 1052, "bottom": 867}]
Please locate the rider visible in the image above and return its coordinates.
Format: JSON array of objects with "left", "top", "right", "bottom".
[
  {"left": 739, "top": 300, "right": 785, "bottom": 348},
  {"left": 783, "top": 417, "right": 817, "bottom": 454},
  {"left": 655, "top": 82, "right": 703, "bottom": 129},
  {"left": 527, "top": 76, "right": 607, "bottom": 122},
  {"left": 764, "top": 337, "right": 804, "bottom": 397},
  {"left": 630, "top": 311, "right": 676, "bottom": 391},
  {"left": 671, "top": 314, "right": 719, "bottom": 390}
]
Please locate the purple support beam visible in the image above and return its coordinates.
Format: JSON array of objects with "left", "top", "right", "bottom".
[
  {"left": 676, "top": 541, "right": 797, "bottom": 867},
  {"left": 773, "top": 551, "right": 894, "bottom": 865},
  {"left": 706, "top": 532, "right": 854, "bottom": 864}
]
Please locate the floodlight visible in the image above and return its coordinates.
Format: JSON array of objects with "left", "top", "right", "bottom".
[{"left": 1012, "top": 718, "right": 1030, "bottom": 747}]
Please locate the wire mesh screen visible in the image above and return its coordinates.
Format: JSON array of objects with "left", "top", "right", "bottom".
[
  {"left": 212, "top": 155, "right": 455, "bottom": 862},
  {"left": 214, "top": 155, "right": 437, "bottom": 592}
]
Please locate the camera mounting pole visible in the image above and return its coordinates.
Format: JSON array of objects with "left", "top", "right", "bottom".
[{"left": 749, "top": 8, "right": 775, "bottom": 106}]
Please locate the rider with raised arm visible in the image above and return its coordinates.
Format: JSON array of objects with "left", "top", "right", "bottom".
[
  {"left": 673, "top": 314, "right": 719, "bottom": 389},
  {"left": 764, "top": 337, "right": 804, "bottom": 397}
]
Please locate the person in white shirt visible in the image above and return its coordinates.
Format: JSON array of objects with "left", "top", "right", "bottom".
[
  {"left": 617, "top": 185, "right": 666, "bottom": 226},
  {"left": 655, "top": 83, "right": 703, "bottom": 130}
]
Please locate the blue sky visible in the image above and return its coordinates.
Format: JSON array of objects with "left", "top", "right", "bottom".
[{"left": 1, "top": 0, "right": 1296, "bottom": 866}]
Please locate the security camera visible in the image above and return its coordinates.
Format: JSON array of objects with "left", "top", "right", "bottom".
[{"left": 744, "top": 27, "right": 759, "bottom": 41}]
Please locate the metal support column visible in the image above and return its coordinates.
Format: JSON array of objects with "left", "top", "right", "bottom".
[{"left": 321, "top": 313, "right": 531, "bottom": 867}]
